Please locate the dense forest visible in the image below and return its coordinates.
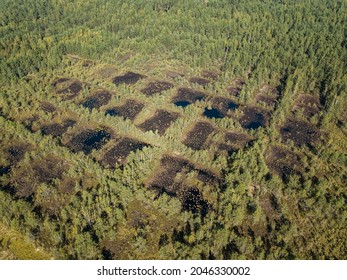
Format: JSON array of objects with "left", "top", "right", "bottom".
[{"left": 0, "top": 0, "right": 346, "bottom": 260}]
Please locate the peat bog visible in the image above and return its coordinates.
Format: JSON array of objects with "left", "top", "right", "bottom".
[
  {"left": 183, "top": 121, "right": 215, "bottom": 150},
  {"left": 41, "top": 119, "right": 76, "bottom": 137},
  {"left": 100, "top": 137, "right": 149, "bottom": 167},
  {"left": 239, "top": 106, "right": 270, "bottom": 130},
  {"left": 172, "top": 88, "right": 206, "bottom": 107},
  {"left": 137, "top": 110, "right": 180, "bottom": 135},
  {"left": 105, "top": 99, "right": 144, "bottom": 121},
  {"left": 66, "top": 128, "right": 112, "bottom": 154},
  {"left": 81, "top": 90, "right": 112, "bottom": 110},
  {"left": 112, "top": 72, "right": 146, "bottom": 86},
  {"left": 141, "top": 80, "right": 174, "bottom": 96}
]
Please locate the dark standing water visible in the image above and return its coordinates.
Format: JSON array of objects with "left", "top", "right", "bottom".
[
  {"left": 228, "top": 102, "right": 239, "bottom": 110},
  {"left": 82, "top": 98, "right": 98, "bottom": 110},
  {"left": 83, "top": 130, "right": 110, "bottom": 149},
  {"left": 174, "top": 101, "right": 191, "bottom": 107},
  {"left": 203, "top": 108, "right": 224, "bottom": 119},
  {"left": 245, "top": 113, "right": 265, "bottom": 129},
  {"left": 105, "top": 108, "right": 119, "bottom": 117}
]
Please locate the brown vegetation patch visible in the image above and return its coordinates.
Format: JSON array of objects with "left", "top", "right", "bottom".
[
  {"left": 296, "top": 94, "right": 321, "bottom": 107},
  {"left": 201, "top": 70, "right": 219, "bottom": 81},
  {"left": 95, "top": 66, "right": 118, "bottom": 79},
  {"left": 112, "top": 72, "right": 146, "bottom": 86},
  {"left": 265, "top": 146, "right": 303, "bottom": 179},
  {"left": 179, "top": 187, "right": 209, "bottom": 215},
  {"left": 255, "top": 94, "right": 277, "bottom": 108},
  {"left": 141, "top": 81, "right": 174, "bottom": 96},
  {"left": 105, "top": 99, "right": 144, "bottom": 121},
  {"left": 258, "top": 84, "right": 279, "bottom": 96},
  {"left": 212, "top": 97, "right": 239, "bottom": 114},
  {"left": 280, "top": 119, "right": 321, "bottom": 147},
  {"left": 54, "top": 79, "right": 83, "bottom": 99},
  {"left": 239, "top": 106, "right": 270, "bottom": 130},
  {"left": 293, "top": 104, "right": 320, "bottom": 117},
  {"left": 100, "top": 138, "right": 149, "bottom": 168},
  {"left": 224, "top": 131, "right": 252, "bottom": 149},
  {"left": 66, "top": 128, "right": 113, "bottom": 154},
  {"left": 183, "top": 121, "right": 215, "bottom": 150},
  {"left": 165, "top": 71, "right": 184, "bottom": 79},
  {"left": 1, "top": 143, "right": 32, "bottom": 166},
  {"left": 11, "top": 156, "right": 67, "bottom": 198},
  {"left": 41, "top": 119, "right": 76, "bottom": 137},
  {"left": 81, "top": 90, "right": 112, "bottom": 110},
  {"left": 40, "top": 102, "right": 56, "bottom": 113},
  {"left": 189, "top": 76, "right": 211, "bottom": 87},
  {"left": 172, "top": 87, "right": 206, "bottom": 106},
  {"left": 137, "top": 110, "right": 180, "bottom": 135}
]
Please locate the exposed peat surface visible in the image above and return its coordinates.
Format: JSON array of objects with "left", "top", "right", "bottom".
[
  {"left": 105, "top": 99, "right": 144, "bottom": 121},
  {"left": 239, "top": 106, "right": 270, "bottom": 130},
  {"left": 183, "top": 121, "right": 215, "bottom": 150},
  {"left": 1, "top": 143, "right": 32, "bottom": 166},
  {"left": 12, "top": 156, "right": 67, "bottom": 198},
  {"left": 189, "top": 76, "right": 211, "bottom": 87},
  {"left": 201, "top": 70, "right": 219, "bottom": 81},
  {"left": 265, "top": 146, "right": 303, "bottom": 180},
  {"left": 40, "top": 102, "right": 56, "bottom": 113},
  {"left": 258, "top": 84, "right": 279, "bottom": 97},
  {"left": 165, "top": 70, "right": 184, "bottom": 79},
  {"left": 280, "top": 119, "right": 321, "bottom": 147},
  {"left": 137, "top": 110, "right": 180, "bottom": 135},
  {"left": 227, "top": 78, "right": 246, "bottom": 97},
  {"left": 81, "top": 90, "right": 112, "bottom": 110},
  {"left": 180, "top": 187, "right": 209, "bottom": 215},
  {"left": 203, "top": 108, "right": 224, "bottom": 119},
  {"left": 140, "top": 80, "right": 174, "bottom": 96},
  {"left": 41, "top": 119, "right": 76, "bottom": 137},
  {"left": 54, "top": 78, "right": 83, "bottom": 99},
  {"left": 112, "top": 72, "right": 146, "bottom": 86},
  {"left": 149, "top": 155, "right": 220, "bottom": 215},
  {"left": 212, "top": 97, "right": 239, "bottom": 113},
  {"left": 100, "top": 137, "right": 149, "bottom": 167},
  {"left": 255, "top": 94, "right": 277, "bottom": 108},
  {"left": 218, "top": 131, "right": 252, "bottom": 154},
  {"left": 293, "top": 94, "right": 322, "bottom": 117},
  {"left": 172, "top": 88, "right": 206, "bottom": 107},
  {"left": 66, "top": 129, "right": 112, "bottom": 154}
]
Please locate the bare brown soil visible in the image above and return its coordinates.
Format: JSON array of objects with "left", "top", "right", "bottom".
[
  {"left": 183, "top": 121, "right": 215, "bottom": 150},
  {"left": 201, "top": 70, "right": 219, "bottom": 81},
  {"left": 239, "top": 106, "right": 270, "bottom": 130},
  {"left": 105, "top": 99, "right": 144, "bottom": 121},
  {"left": 172, "top": 87, "right": 206, "bottom": 106},
  {"left": 66, "top": 128, "right": 113, "bottom": 154},
  {"left": 265, "top": 145, "right": 303, "bottom": 179},
  {"left": 11, "top": 156, "right": 67, "bottom": 198},
  {"left": 189, "top": 76, "right": 211, "bottom": 87},
  {"left": 280, "top": 119, "right": 320, "bottom": 147},
  {"left": 149, "top": 155, "right": 220, "bottom": 215},
  {"left": 112, "top": 72, "right": 146, "bottom": 85},
  {"left": 40, "top": 102, "right": 56, "bottom": 113},
  {"left": 81, "top": 90, "right": 112, "bottom": 110},
  {"left": 255, "top": 94, "right": 277, "bottom": 108},
  {"left": 41, "top": 119, "right": 76, "bottom": 137},
  {"left": 141, "top": 80, "right": 174, "bottom": 96},
  {"left": 258, "top": 84, "right": 279, "bottom": 96},
  {"left": 224, "top": 131, "right": 252, "bottom": 149},
  {"left": 227, "top": 86, "right": 242, "bottom": 96},
  {"left": 293, "top": 104, "right": 320, "bottom": 117},
  {"left": 165, "top": 71, "right": 184, "bottom": 79},
  {"left": 2, "top": 143, "right": 32, "bottom": 166},
  {"left": 211, "top": 97, "right": 239, "bottom": 114},
  {"left": 100, "top": 137, "right": 149, "bottom": 167},
  {"left": 137, "top": 110, "right": 180, "bottom": 135},
  {"left": 54, "top": 79, "right": 83, "bottom": 99}
]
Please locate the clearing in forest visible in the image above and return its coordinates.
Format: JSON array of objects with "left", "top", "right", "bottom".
[
  {"left": 105, "top": 99, "right": 144, "bottom": 121},
  {"left": 172, "top": 87, "right": 206, "bottom": 107},
  {"left": 53, "top": 78, "right": 83, "bottom": 99},
  {"left": 100, "top": 137, "right": 149, "bottom": 167},
  {"left": 41, "top": 119, "right": 76, "bottom": 137},
  {"left": 112, "top": 71, "right": 146, "bottom": 86},
  {"left": 239, "top": 106, "right": 270, "bottom": 130},
  {"left": 65, "top": 128, "right": 113, "bottom": 154},
  {"left": 140, "top": 80, "right": 174, "bottom": 96},
  {"left": 182, "top": 121, "right": 215, "bottom": 150},
  {"left": 80, "top": 90, "right": 112, "bottom": 110},
  {"left": 137, "top": 110, "right": 180, "bottom": 135}
]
